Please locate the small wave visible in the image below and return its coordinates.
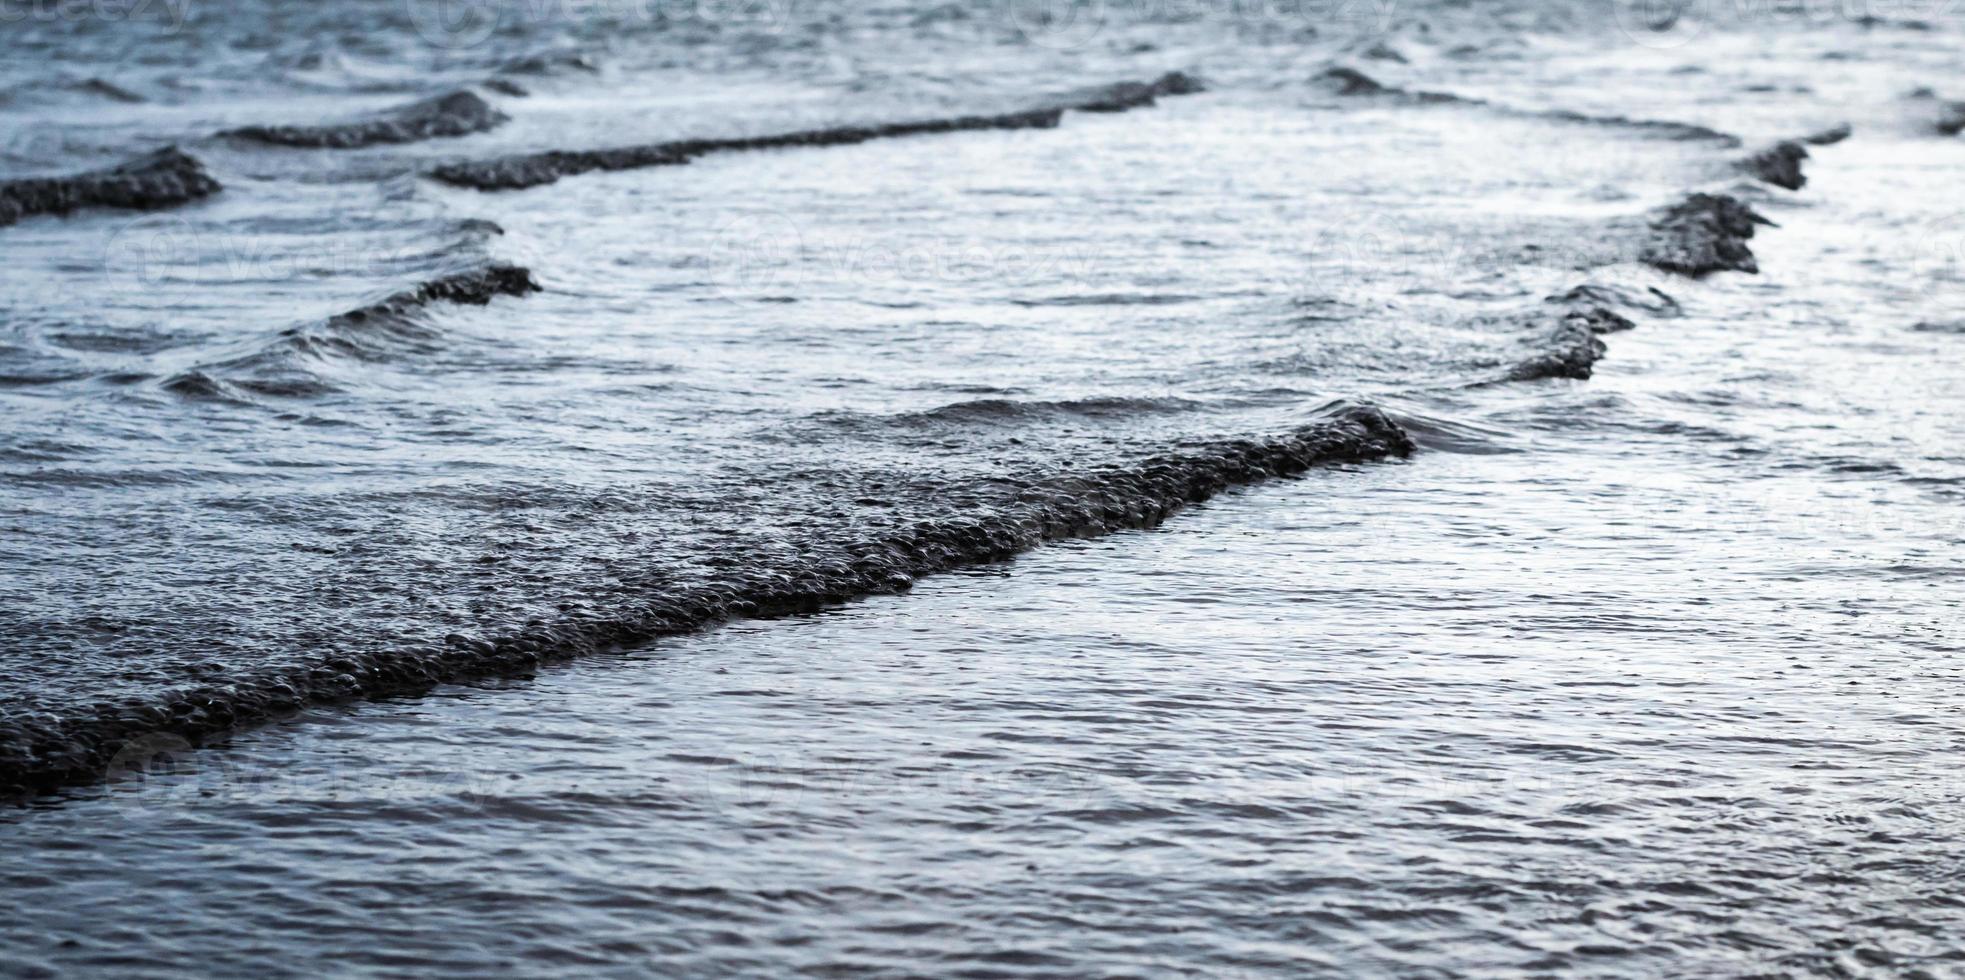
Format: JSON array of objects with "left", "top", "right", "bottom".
[
  {"left": 916, "top": 395, "right": 1202, "bottom": 424},
  {"left": 296, "top": 262, "right": 540, "bottom": 356},
  {"left": 499, "top": 51, "right": 601, "bottom": 77},
  {"left": 1803, "top": 123, "right": 1852, "bottom": 146},
  {"left": 159, "top": 369, "right": 250, "bottom": 403},
  {"left": 1009, "top": 292, "right": 1202, "bottom": 307},
  {"left": 430, "top": 73, "right": 1204, "bottom": 192},
  {"left": 332, "top": 263, "right": 540, "bottom": 324},
  {"left": 43, "top": 327, "right": 188, "bottom": 355},
  {"left": 220, "top": 91, "right": 509, "bottom": 149},
  {"left": 1638, "top": 193, "right": 1772, "bottom": 277},
  {"left": 1043, "top": 71, "right": 1205, "bottom": 113},
  {"left": 1540, "top": 108, "right": 1738, "bottom": 144},
  {"left": 0, "top": 369, "right": 92, "bottom": 388},
  {"left": 0, "top": 147, "right": 220, "bottom": 229},
  {"left": 159, "top": 264, "right": 540, "bottom": 402},
  {"left": 791, "top": 395, "right": 1206, "bottom": 444},
  {"left": 1314, "top": 67, "right": 1739, "bottom": 145},
  {"left": 1381, "top": 405, "right": 1518, "bottom": 455},
  {"left": 75, "top": 78, "right": 144, "bottom": 103},
  {"left": 1478, "top": 302, "right": 1627, "bottom": 385},
  {"left": 231, "top": 376, "right": 345, "bottom": 398},
  {"left": 0, "top": 405, "right": 1412, "bottom": 800},
  {"left": 1739, "top": 139, "right": 1810, "bottom": 190},
  {"left": 1549, "top": 283, "right": 1681, "bottom": 317},
  {"left": 1503, "top": 320, "right": 1609, "bottom": 382},
  {"left": 1902, "top": 88, "right": 1965, "bottom": 136}
]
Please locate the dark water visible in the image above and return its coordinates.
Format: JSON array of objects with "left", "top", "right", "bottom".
[{"left": 3, "top": 0, "right": 1964, "bottom": 973}]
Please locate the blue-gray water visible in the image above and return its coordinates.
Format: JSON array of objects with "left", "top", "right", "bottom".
[{"left": 3, "top": 0, "right": 1964, "bottom": 974}]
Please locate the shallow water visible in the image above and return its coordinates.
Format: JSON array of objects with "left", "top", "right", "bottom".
[
  {"left": 4, "top": 0, "right": 1964, "bottom": 973},
  {"left": 7, "top": 429, "right": 1963, "bottom": 975}
]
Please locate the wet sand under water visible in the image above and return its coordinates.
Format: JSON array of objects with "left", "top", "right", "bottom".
[{"left": 5, "top": 421, "right": 1962, "bottom": 976}]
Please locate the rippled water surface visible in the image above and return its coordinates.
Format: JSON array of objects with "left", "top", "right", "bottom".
[{"left": 3, "top": 0, "right": 1964, "bottom": 974}]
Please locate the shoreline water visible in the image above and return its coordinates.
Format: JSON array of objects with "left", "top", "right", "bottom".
[{"left": 3, "top": 2, "right": 1964, "bottom": 972}]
